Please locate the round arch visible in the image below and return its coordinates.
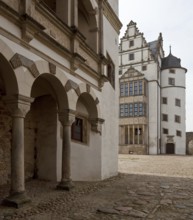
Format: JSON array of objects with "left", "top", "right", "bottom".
[
  {"left": 0, "top": 53, "right": 18, "bottom": 95},
  {"left": 31, "top": 73, "right": 68, "bottom": 111}
]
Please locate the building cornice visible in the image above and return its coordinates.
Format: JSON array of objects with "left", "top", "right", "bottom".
[{"left": 102, "top": 0, "right": 122, "bottom": 34}]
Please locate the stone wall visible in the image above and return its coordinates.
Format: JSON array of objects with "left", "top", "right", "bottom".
[
  {"left": 0, "top": 94, "right": 12, "bottom": 186},
  {"left": 186, "top": 132, "right": 193, "bottom": 155}
]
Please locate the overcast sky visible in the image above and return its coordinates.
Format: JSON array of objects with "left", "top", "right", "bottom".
[{"left": 119, "top": 0, "right": 193, "bottom": 131}]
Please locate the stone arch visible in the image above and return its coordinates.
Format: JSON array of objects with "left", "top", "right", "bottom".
[
  {"left": 0, "top": 41, "right": 18, "bottom": 186},
  {"left": 78, "top": 83, "right": 101, "bottom": 118},
  {"left": 78, "top": 0, "right": 98, "bottom": 51},
  {"left": 0, "top": 39, "right": 18, "bottom": 95},
  {"left": 24, "top": 73, "right": 69, "bottom": 181}
]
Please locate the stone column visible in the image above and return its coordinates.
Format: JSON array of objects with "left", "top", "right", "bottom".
[
  {"left": 57, "top": 111, "right": 75, "bottom": 191},
  {"left": 3, "top": 95, "right": 33, "bottom": 208},
  {"left": 133, "top": 125, "right": 135, "bottom": 145}
]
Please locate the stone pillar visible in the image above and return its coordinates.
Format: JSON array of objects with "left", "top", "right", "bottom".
[
  {"left": 57, "top": 110, "right": 75, "bottom": 191},
  {"left": 142, "top": 125, "right": 145, "bottom": 145},
  {"left": 3, "top": 95, "right": 33, "bottom": 208},
  {"left": 133, "top": 125, "right": 135, "bottom": 145}
]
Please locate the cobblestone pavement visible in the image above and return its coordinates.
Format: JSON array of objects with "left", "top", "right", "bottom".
[{"left": 1, "top": 155, "right": 193, "bottom": 219}]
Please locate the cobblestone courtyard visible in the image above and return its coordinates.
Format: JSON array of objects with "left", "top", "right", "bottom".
[{"left": 1, "top": 155, "right": 193, "bottom": 219}]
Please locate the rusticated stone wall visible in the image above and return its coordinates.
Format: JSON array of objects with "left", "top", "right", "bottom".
[{"left": 0, "top": 94, "right": 12, "bottom": 186}]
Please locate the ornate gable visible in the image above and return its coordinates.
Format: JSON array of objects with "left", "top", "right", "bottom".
[{"left": 120, "top": 66, "right": 144, "bottom": 79}]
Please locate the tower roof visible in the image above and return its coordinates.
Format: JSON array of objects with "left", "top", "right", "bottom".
[{"left": 161, "top": 51, "right": 181, "bottom": 69}]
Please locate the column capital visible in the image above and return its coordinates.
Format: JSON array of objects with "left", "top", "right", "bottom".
[
  {"left": 3, "top": 95, "right": 34, "bottom": 118},
  {"left": 58, "top": 109, "right": 76, "bottom": 126}
]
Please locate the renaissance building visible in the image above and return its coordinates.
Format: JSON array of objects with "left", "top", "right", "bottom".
[
  {"left": 0, "top": 0, "right": 121, "bottom": 207},
  {"left": 119, "top": 21, "right": 187, "bottom": 155}
]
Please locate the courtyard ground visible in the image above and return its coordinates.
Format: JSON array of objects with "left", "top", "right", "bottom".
[{"left": 1, "top": 155, "right": 193, "bottom": 219}]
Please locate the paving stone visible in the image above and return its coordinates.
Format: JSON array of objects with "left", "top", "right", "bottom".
[{"left": 127, "top": 209, "right": 147, "bottom": 218}]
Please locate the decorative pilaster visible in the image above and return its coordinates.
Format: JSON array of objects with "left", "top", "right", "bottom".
[
  {"left": 2, "top": 95, "right": 33, "bottom": 208},
  {"left": 57, "top": 110, "right": 75, "bottom": 191}
]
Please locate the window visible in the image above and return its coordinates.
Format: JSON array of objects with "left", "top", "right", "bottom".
[
  {"left": 168, "top": 78, "right": 175, "bottom": 85},
  {"left": 125, "top": 83, "right": 128, "bottom": 96},
  {"left": 162, "top": 97, "right": 167, "bottom": 104},
  {"left": 129, "top": 53, "right": 134, "bottom": 60},
  {"left": 120, "top": 104, "right": 129, "bottom": 117},
  {"left": 120, "top": 83, "right": 124, "bottom": 96},
  {"left": 129, "top": 103, "right": 133, "bottom": 116},
  {"left": 139, "top": 81, "right": 143, "bottom": 95},
  {"left": 124, "top": 104, "right": 128, "bottom": 117},
  {"left": 169, "top": 69, "right": 175, "bottom": 73},
  {"left": 119, "top": 70, "right": 122, "bottom": 75},
  {"left": 134, "top": 81, "right": 138, "bottom": 95},
  {"left": 139, "top": 103, "right": 143, "bottom": 116},
  {"left": 120, "top": 104, "right": 124, "bottom": 117},
  {"left": 120, "top": 83, "right": 128, "bottom": 96},
  {"left": 176, "top": 130, "right": 182, "bottom": 137},
  {"left": 142, "top": 65, "right": 147, "bottom": 71},
  {"left": 129, "top": 82, "right": 133, "bottom": 96},
  {"left": 129, "top": 40, "right": 134, "bottom": 47},
  {"left": 175, "top": 98, "right": 181, "bottom": 107},
  {"left": 175, "top": 115, "right": 181, "bottom": 123},
  {"left": 162, "top": 114, "right": 168, "bottom": 121},
  {"left": 71, "top": 117, "right": 83, "bottom": 142},
  {"left": 134, "top": 103, "right": 138, "bottom": 116},
  {"left": 163, "top": 128, "right": 169, "bottom": 134}
]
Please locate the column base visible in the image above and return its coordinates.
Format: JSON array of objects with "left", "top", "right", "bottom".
[
  {"left": 2, "top": 192, "right": 31, "bottom": 208},
  {"left": 56, "top": 180, "right": 74, "bottom": 191}
]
